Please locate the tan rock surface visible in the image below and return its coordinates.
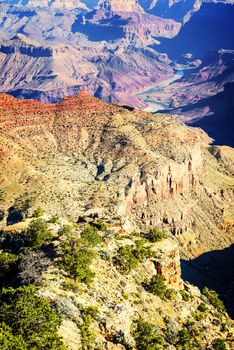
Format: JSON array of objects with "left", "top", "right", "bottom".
[{"left": 0, "top": 92, "right": 233, "bottom": 259}]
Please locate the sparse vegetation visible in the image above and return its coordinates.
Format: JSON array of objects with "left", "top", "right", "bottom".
[
  {"left": 58, "top": 224, "right": 73, "bottom": 237},
  {"left": 80, "top": 307, "right": 99, "bottom": 350},
  {"left": 0, "top": 285, "right": 64, "bottom": 349},
  {"left": 145, "top": 275, "right": 167, "bottom": 297},
  {"left": 32, "top": 207, "right": 45, "bottom": 218},
  {"left": 202, "top": 288, "right": 226, "bottom": 313},
  {"left": 49, "top": 215, "right": 60, "bottom": 224},
  {"left": 114, "top": 240, "right": 152, "bottom": 274},
  {"left": 180, "top": 289, "right": 191, "bottom": 302},
  {"left": 146, "top": 227, "right": 168, "bottom": 243},
  {"left": 58, "top": 234, "right": 95, "bottom": 284},
  {"left": 164, "top": 288, "right": 177, "bottom": 301},
  {"left": 211, "top": 338, "right": 227, "bottom": 350},
  {"left": 132, "top": 318, "right": 164, "bottom": 350},
  {"left": 0, "top": 213, "right": 232, "bottom": 349},
  {"left": 176, "top": 328, "right": 194, "bottom": 350},
  {"left": 81, "top": 225, "right": 102, "bottom": 247},
  {"left": 198, "top": 302, "right": 208, "bottom": 313},
  {"left": 94, "top": 219, "right": 107, "bottom": 231}
]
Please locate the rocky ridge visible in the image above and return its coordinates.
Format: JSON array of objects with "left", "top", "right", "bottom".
[
  {"left": 144, "top": 50, "right": 234, "bottom": 146},
  {"left": 0, "top": 92, "right": 233, "bottom": 259},
  {"left": 2, "top": 213, "right": 233, "bottom": 349},
  {"left": 0, "top": 34, "right": 174, "bottom": 106},
  {"left": 0, "top": 92, "right": 233, "bottom": 348}
]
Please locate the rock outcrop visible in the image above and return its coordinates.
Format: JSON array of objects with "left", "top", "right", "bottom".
[
  {"left": 143, "top": 50, "right": 234, "bottom": 146},
  {"left": 0, "top": 92, "right": 233, "bottom": 259},
  {"left": 0, "top": 34, "right": 173, "bottom": 106}
]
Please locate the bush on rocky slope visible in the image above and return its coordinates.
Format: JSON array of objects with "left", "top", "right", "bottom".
[
  {"left": 113, "top": 240, "right": 153, "bottom": 274},
  {"left": 146, "top": 228, "right": 168, "bottom": 243},
  {"left": 58, "top": 231, "right": 97, "bottom": 284},
  {"left": 132, "top": 318, "right": 164, "bottom": 350},
  {"left": 202, "top": 287, "right": 226, "bottom": 314},
  {"left": 0, "top": 214, "right": 233, "bottom": 349},
  {"left": 0, "top": 285, "right": 64, "bottom": 349},
  {"left": 145, "top": 275, "right": 167, "bottom": 297}
]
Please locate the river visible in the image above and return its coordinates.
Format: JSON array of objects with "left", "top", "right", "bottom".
[{"left": 137, "top": 70, "right": 184, "bottom": 113}]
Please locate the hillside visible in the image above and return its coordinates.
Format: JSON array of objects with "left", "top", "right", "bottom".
[
  {"left": 0, "top": 93, "right": 233, "bottom": 349},
  {"left": 0, "top": 92, "right": 233, "bottom": 256}
]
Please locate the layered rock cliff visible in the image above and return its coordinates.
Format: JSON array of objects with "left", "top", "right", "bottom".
[
  {"left": 0, "top": 34, "right": 173, "bottom": 106},
  {"left": 0, "top": 92, "right": 233, "bottom": 259}
]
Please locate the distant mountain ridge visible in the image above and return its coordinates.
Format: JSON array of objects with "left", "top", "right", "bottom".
[{"left": 0, "top": 0, "right": 233, "bottom": 145}]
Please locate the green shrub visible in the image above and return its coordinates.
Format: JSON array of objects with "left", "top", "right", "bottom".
[
  {"left": 0, "top": 252, "right": 18, "bottom": 279},
  {"left": 50, "top": 215, "right": 60, "bottom": 224},
  {"left": 134, "top": 240, "right": 153, "bottom": 260},
  {"left": 59, "top": 235, "right": 95, "bottom": 284},
  {"left": 58, "top": 225, "right": 73, "bottom": 237},
  {"left": 146, "top": 228, "right": 167, "bottom": 243},
  {"left": 203, "top": 288, "right": 226, "bottom": 313},
  {"left": 114, "top": 241, "right": 152, "bottom": 274},
  {"left": 26, "top": 219, "right": 53, "bottom": 249},
  {"left": 164, "top": 288, "right": 177, "bottom": 301},
  {"left": 0, "top": 322, "right": 27, "bottom": 350},
  {"left": 60, "top": 248, "right": 95, "bottom": 284},
  {"left": 132, "top": 318, "right": 164, "bottom": 350},
  {"left": 0, "top": 285, "right": 64, "bottom": 349},
  {"left": 176, "top": 328, "right": 194, "bottom": 350},
  {"left": 83, "top": 306, "right": 99, "bottom": 320},
  {"left": 80, "top": 307, "right": 99, "bottom": 350},
  {"left": 81, "top": 225, "right": 102, "bottom": 247},
  {"left": 180, "top": 290, "right": 190, "bottom": 302},
  {"left": 94, "top": 219, "right": 107, "bottom": 231},
  {"left": 212, "top": 338, "right": 227, "bottom": 350},
  {"left": 198, "top": 302, "right": 207, "bottom": 313},
  {"left": 191, "top": 311, "right": 203, "bottom": 321},
  {"left": 80, "top": 313, "right": 94, "bottom": 350},
  {"left": 146, "top": 275, "right": 167, "bottom": 297},
  {"left": 32, "top": 207, "right": 45, "bottom": 218}
]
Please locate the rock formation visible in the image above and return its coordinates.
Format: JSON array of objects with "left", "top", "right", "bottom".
[
  {"left": 143, "top": 50, "right": 234, "bottom": 146},
  {"left": 0, "top": 92, "right": 233, "bottom": 260},
  {"left": 0, "top": 34, "right": 173, "bottom": 106}
]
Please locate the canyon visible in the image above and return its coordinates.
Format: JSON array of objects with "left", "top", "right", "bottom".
[
  {"left": 0, "top": 92, "right": 233, "bottom": 256},
  {"left": 0, "top": 91, "right": 233, "bottom": 323},
  {"left": 0, "top": 1, "right": 233, "bottom": 347},
  {"left": 0, "top": 1, "right": 233, "bottom": 148}
]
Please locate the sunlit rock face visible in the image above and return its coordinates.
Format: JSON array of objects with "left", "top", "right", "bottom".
[
  {"left": 0, "top": 92, "right": 233, "bottom": 259},
  {"left": 2, "top": 0, "right": 89, "bottom": 9},
  {"left": 98, "top": 0, "right": 144, "bottom": 13}
]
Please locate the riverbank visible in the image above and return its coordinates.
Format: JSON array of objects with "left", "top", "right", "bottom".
[{"left": 137, "top": 70, "right": 184, "bottom": 112}]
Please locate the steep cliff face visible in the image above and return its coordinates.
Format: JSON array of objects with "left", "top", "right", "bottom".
[
  {"left": 2, "top": 0, "right": 89, "bottom": 9},
  {"left": 0, "top": 92, "right": 233, "bottom": 259},
  {"left": 139, "top": 0, "right": 202, "bottom": 23},
  {"left": 145, "top": 50, "right": 234, "bottom": 146},
  {"left": 0, "top": 34, "right": 174, "bottom": 106},
  {"left": 98, "top": 0, "right": 144, "bottom": 13}
]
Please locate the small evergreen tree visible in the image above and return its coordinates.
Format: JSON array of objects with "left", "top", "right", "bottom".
[
  {"left": 146, "top": 275, "right": 167, "bottom": 297},
  {"left": 26, "top": 219, "right": 52, "bottom": 249},
  {"left": 146, "top": 228, "right": 167, "bottom": 243},
  {"left": 133, "top": 318, "right": 164, "bottom": 350},
  {"left": 0, "top": 285, "right": 64, "bottom": 349}
]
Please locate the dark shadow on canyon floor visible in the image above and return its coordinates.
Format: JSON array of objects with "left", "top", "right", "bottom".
[{"left": 181, "top": 244, "right": 234, "bottom": 318}]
